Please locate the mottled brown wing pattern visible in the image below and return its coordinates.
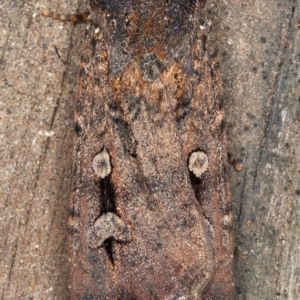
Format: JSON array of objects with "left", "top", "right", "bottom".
[{"left": 69, "top": 1, "right": 233, "bottom": 299}]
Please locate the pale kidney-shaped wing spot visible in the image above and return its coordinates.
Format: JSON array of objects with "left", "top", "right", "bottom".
[
  {"left": 93, "top": 212, "right": 132, "bottom": 246},
  {"left": 188, "top": 151, "right": 208, "bottom": 178},
  {"left": 93, "top": 148, "right": 112, "bottom": 178}
]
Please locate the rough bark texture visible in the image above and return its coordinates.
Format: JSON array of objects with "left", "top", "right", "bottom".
[{"left": 0, "top": 0, "right": 299, "bottom": 300}]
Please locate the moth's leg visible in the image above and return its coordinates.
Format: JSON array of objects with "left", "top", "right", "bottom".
[{"left": 42, "top": 9, "right": 89, "bottom": 23}]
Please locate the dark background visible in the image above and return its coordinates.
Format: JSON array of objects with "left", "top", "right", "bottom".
[{"left": 1, "top": 0, "right": 299, "bottom": 298}]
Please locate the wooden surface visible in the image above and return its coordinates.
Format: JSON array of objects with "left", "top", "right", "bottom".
[
  {"left": 0, "top": 0, "right": 299, "bottom": 299},
  {"left": 210, "top": 1, "right": 300, "bottom": 298}
]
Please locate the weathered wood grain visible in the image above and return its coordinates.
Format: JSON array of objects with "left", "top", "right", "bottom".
[{"left": 210, "top": 0, "right": 300, "bottom": 298}]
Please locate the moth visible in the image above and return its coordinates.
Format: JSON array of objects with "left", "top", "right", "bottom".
[{"left": 44, "top": 0, "right": 234, "bottom": 299}]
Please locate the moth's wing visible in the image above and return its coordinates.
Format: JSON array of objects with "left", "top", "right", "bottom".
[
  {"left": 70, "top": 24, "right": 120, "bottom": 299},
  {"left": 70, "top": 22, "right": 215, "bottom": 299},
  {"left": 177, "top": 27, "right": 234, "bottom": 298}
]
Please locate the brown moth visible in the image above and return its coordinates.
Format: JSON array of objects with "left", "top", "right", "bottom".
[{"left": 44, "top": 0, "right": 234, "bottom": 298}]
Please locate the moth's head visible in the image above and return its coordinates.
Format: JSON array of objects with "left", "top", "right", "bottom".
[{"left": 90, "top": 0, "right": 132, "bottom": 13}]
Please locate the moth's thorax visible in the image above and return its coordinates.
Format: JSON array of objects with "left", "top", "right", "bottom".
[{"left": 89, "top": 0, "right": 207, "bottom": 76}]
